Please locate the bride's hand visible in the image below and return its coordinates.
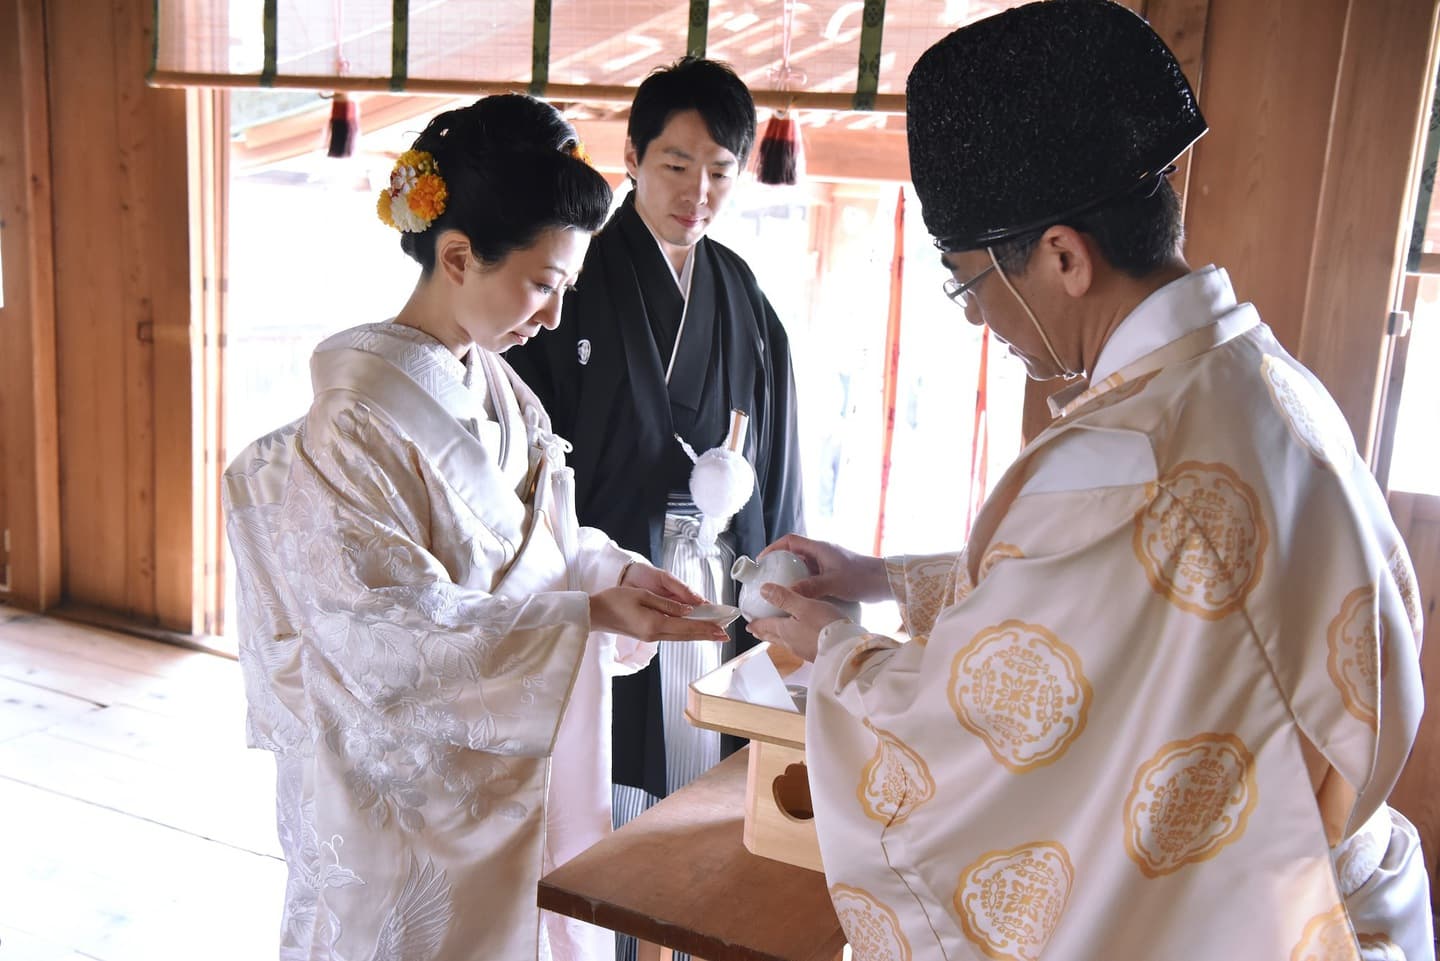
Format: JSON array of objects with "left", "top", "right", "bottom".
[
  {"left": 589, "top": 587, "right": 728, "bottom": 642},
  {"left": 620, "top": 562, "right": 707, "bottom": 606}
]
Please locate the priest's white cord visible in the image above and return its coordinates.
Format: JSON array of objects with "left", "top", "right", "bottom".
[{"left": 988, "top": 246, "right": 1080, "bottom": 380}]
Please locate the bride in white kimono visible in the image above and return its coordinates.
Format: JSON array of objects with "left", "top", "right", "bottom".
[{"left": 223, "top": 95, "right": 728, "bottom": 961}]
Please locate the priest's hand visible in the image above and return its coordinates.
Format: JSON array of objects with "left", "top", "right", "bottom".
[
  {"left": 746, "top": 584, "right": 851, "bottom": 663},
  {"left": 760, "top": 534, "right": 890, "bottom": 603},
  {"left": 589, "top": 587, "right": 729, "bottom": 643},
  {"left": 619, "top": 562, "right": 707, "bottom": 606}
]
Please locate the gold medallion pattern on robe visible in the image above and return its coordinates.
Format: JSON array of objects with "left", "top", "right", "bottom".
[
  {"left": 1123, "top": 732, "right": 1258, "bottom": 877},
  {"left": 954, "top": 841, "right": 1074, "bottom": 961},
  {"left": 901, "top": 556, "right": 966, "bottom": 635},
  {"left": 830, "top": 884, "right": 912, "bottom": 961},
  {"left": 948, "top": 621, "right": 1091, "bottom": 772},
  {"left": 978, "top": 543, "right": 1025, "bottom": 582},
  {"left": 1326, "top": 585, "right": 1384, "bottom": 729},
  {"left": 1133, "top": 461, "right": 1267, "bottom": 620},
  {"left": 858, "top": 721, "right": 936, "bottom": 825},
  {"left": 1289, "top": 903, "right": 1362, "bottom": 961},
  {"left": 1388, "top": 544, "right": 1424, "bottom": 645},
  {"left": 1261, "top": 354, "right": 1354, "bottom": 471}
]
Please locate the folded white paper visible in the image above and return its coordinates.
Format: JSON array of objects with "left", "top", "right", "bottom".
[{"left": 728, "top": 648, "right": 802, "bottom": 713}]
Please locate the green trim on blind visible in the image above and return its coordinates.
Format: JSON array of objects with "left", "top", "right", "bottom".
[
  {"left": 851, "top": 0, "right": 886, "bottom": 110},
  {"left": 1407, "top": 59, "right": 1440, "bottom": 271},
  {"left": 530, "top": 0, "right": 552, "bottom": 95},
  {"left": 687, "top": 0, "right": 709, "bottom": 58},
  {"left": 391, "top": 0, "right": 409, "bottom": 91},
  {"left": 261, "top": 0, "right": 278, "bottom": 87},
  {"left": 150, "top": 0, "right": 160, "bottom": 75}
]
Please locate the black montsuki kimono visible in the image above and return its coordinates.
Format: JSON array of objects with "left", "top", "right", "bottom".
[{"left": 506, "top": 193, "right": 805, "bottom": 797}]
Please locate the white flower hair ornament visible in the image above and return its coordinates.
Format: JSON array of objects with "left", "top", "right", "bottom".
[{"left": 377, "top": 149, "right": 448, "bottom": 233}]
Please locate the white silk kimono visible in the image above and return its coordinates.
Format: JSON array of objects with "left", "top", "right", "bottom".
[
  {"left": 223, "top": 322, "right": 656, "bottom": 961},
  {"left": 808, "top": 268, "right": 1433, "bottom": 961}
]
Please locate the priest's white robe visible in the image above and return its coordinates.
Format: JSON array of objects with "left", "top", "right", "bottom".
[
  {"left": 807, "top": 268, "right": 1432, "bottom": 961},
  {"left": 224, "top": 323, "right": 655, "bottom": 961}
]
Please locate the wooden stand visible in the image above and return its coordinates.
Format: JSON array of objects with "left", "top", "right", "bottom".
[
  {"left": 686, "top": 643, "right": 824, "bottom": 873},
  {"left": 538, "top": 747, "right": 845, "bottom": 961}
]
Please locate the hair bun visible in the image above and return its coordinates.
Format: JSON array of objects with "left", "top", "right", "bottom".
[
  {"left": 471, "top": 95, "right": 576, "bottom": 153},
  {"left": 411, "top": 96, "right": 579, "bottom": 169}
]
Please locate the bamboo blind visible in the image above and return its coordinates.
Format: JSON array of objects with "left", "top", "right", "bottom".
[{"left": 150, "top": 0, "right": 1025, "bottom": 113}]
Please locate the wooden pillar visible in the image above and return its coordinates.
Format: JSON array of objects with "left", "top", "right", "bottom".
[
  {"left": 0, "top": 0, "right": 63, "bottom": 611},
  {"left": 1186, "top": 0, "right": 1440, "bottom": 458},
  {"left": 1296, "top": 0, "right": 1440, "bottom": 459},
  {"left": 45, "top": 0, "right": 196, "bottom": 631}
]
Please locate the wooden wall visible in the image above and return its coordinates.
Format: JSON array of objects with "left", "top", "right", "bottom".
[
  {"left": 42, "top": 0, "right": 196, "bottom": 631},
  {"left": 1025, "top": 0, "right": 1440, "bottom": 447},
  {"left": 1187, "top": 0, "right": 1440, "bottom": 456},
  {"left": 1183, "top": 0, "right": 1349, "bottom": 354},
  {"left": 0, "top": 0, "right": 62, "bottom": 612}
]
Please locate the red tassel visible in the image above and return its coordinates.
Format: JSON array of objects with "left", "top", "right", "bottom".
[
  {"left": 755, "top": 110, "right": 803, "bottom": 185},
  {"left": 326, "top": 92, "right": 360, "bottom": 158}
]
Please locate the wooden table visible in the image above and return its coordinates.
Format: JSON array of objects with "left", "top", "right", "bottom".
[{"left": 538, "top": 747, "right": 846, "bottom": 961}]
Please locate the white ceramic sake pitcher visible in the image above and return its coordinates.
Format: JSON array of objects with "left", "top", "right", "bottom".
[{"left": 731, "top": 550, "right": 812, "bottom": 621}]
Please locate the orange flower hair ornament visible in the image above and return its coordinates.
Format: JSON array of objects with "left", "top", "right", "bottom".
[
  {"left": 377, "top": 149, "right": 448, "bottom": 233},
  {"left": 567, "top": 138, "right": 592, "bottom": 167}
]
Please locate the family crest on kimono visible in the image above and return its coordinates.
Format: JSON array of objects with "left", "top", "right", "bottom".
[
  {"left": 506, "top": 58, "right": 806, "bottom": 835},
  {"left": 749, "top": 3, "right": 1434, "bottom": 959},
  {"left": 223, "top": 94, "right": 728, "bottom": 961}
]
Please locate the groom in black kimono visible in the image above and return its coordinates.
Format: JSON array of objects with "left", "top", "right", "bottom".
[{"left": 507, "top": 58, "right": 805, "bottom": 825}]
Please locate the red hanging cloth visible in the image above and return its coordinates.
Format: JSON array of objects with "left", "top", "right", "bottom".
[
  {"left": 966, "top": 325, "right": 991, "bottom": 538},
  {"left": 874, "top": 187, "right": 906, "bottom": 556}
]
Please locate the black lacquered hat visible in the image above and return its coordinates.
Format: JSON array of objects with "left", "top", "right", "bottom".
[{"left": 906, "top": 0, "right": 1207, "bottom": 252}]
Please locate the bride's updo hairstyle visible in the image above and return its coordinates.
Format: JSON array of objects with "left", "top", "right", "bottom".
[{"left": 397, "top": 94, "right": 612, "bottom": 272}]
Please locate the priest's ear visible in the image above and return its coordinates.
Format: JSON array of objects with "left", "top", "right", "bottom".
[
  {"left": 433, "top": 229, "right": 473, "bottom": 286},
  {"left": 1034, "top": 225, "right": 1095, "bottom": 300}
]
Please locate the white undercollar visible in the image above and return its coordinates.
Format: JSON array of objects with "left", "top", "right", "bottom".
[
  {"left": 1090, "top": 265, "right": 1236, "bottom": 384},
  {"left": 637, "top": 209, "right": 697, "bottom": 297}
]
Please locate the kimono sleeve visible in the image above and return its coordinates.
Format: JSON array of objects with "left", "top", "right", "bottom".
[
  {"left": 884, "top": 551, "right": 972, "bottom": 640},
  {"left": 280, "top": 392, "right": 591, "bottom": 758},
  {"left": 810, "top": 431, "right": 1157, "bottom": 749},
  {"left": 574, "top": 524, "right": 659, "bottom": 676}
]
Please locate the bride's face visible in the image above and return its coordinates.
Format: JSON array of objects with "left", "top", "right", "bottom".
[{"left": 458, "top": 225, "right": 590, "bottom": 353}]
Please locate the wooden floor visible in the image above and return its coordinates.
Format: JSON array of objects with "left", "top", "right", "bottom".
[{"left": 0, "top": 604, "right": 285, "bottom": 961}]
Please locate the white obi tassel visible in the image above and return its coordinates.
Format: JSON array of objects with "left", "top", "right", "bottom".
[{"left": 677, "top": 410, "right": 755, "bottom": 551}]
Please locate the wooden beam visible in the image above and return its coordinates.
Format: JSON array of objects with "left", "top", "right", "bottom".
[
  {"left": 230, "top": 97, "right": 913, "bottom": 184},
  {"left": 1298, "top": 0, "right": 1440, "bottom": 459},
  {"left": 148, "top": 72, "right": 909, "bottom": 115},
  {"left": 0, "top": 0, "right": 62, "bottom": 611},
  {"left": 571, "top": 117, "right": 911, "bottom": 184}
]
